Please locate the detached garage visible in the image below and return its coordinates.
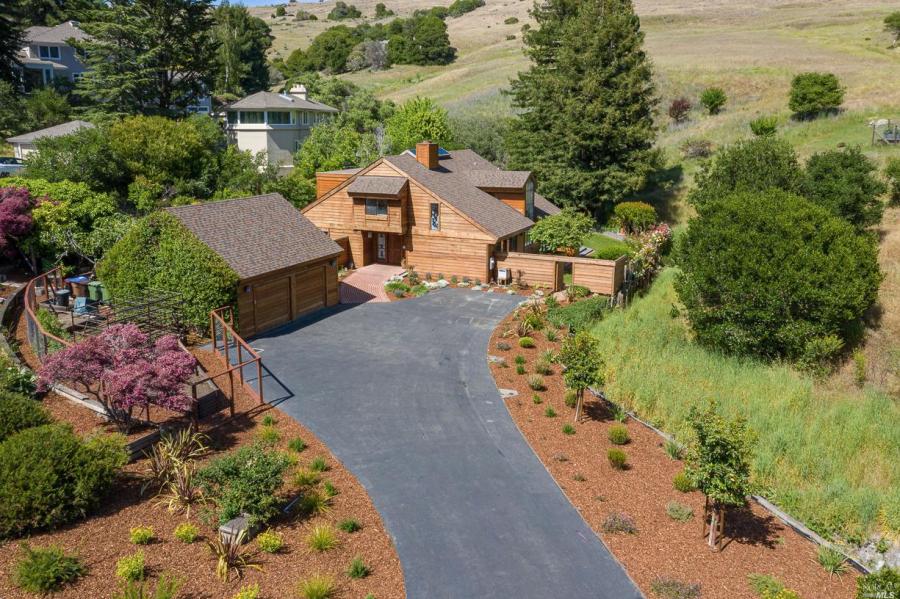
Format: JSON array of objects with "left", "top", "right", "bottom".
[{"left": 167, "top": 194, "right": 342, "bottom": 337}]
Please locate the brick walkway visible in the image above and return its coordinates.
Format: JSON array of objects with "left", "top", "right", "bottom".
[{"left": 340, "top": 264, "right": 406, "bottom": 304}]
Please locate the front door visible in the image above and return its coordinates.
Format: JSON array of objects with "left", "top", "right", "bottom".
[{"left": 376, "top": 233, "right": 387, "bottom": 263}]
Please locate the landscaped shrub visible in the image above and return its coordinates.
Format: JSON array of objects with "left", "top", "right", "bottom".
[
  {"left": 174, "top": 522, "right": 199, "bottom": 543},
  {"left": 114, "top": 573, "right": 181, "bottom": 599},
  {"left": 256, "top": 425, "right": 280, "bottom": 446},
  {"left": 196, "top": 444, "right": 291, "bottom": 526},
  {"left": 532, "top": 394, "right": 543, "bottom": 404},
  {"left": 116, "top": 550, "right": 145, "bottom": 582},
  {"left": 297, "top": 489, "right": 331, "bottom": 516},
  {"left": 816, "top": 545, "right": 847, "bottom": 575},
  {"left": 347, "top": 556, "right": 370, "bottom": 579},
  {"left": 97, "top": 212, "right": 239, "bottom": 330},
  {"left": 209, "top": 531, "right": 261, "bottom": 582},
  {"left": 664, "top": 439, "right": 683, "bottom": 460},
  {"left": 748, "top": 573, "right": 785, "bottom": 596},
  {"left": 673, "top": 470, "right": 696, "bottom": 493},
  {"left": 650, "top": 577, "right": 701, "bottom": 599},
  {"left": 295, "top": 469, "right": 321, "bottom": 488},
  {"left": 527, "top": 207, "right": 594, "bottom": 255},
  {"left": 0, "top": 424, "right": 127, "bottom": 538},
  {"left": 323, "top": 480, "right": 338, "bottom": 497},
  {"left": 750, "top": 115, "right": 778, "bottom": 137},
  {"left": 307, "top": 524, "right": 339, "bottom": 552},
  {"left": 256, "top": 529, "right": 284, "bottom": 553},
  {"left": 761, "top": 590, "right": 801, "bottom": 599},
  {"left": 297, "top": 574, "right": 336, "bottom": 599},
  {"left": 676, "top": 190, "right": 881, "bottom": 362},
  {"left": 612, "top": 201, "right": 656, "bottom": 234},
  {"left": 288, "top": 437, "right": 307, "bottom": 452},
  {"left": 611, "top": 404, "right": 628, "bottom": 423},
  {"left": 547, "top": 296, "right": 608, "bottom": 332},
  {"left": 544, "top": 406, "right": 556, "bottom": 418},
  {"left": 0, "top": 391, "right": 51, "bottom": 442},
  {"left": 338, "top": 518, "right": 361, "bottom": 533},
  {"left": 600, "top": 512, "right": 636, "bottom": 534},
  {"left": 523, "top": 311, "right": 545, "bottom": 331},
  {"left": 496, "top": 341, "right": 511, "bottom": 351},
  {"left": 856, "top": 567, "right": 900, "bottom": 599},
  {"left": 607, "top": 448, "right": 627, "bottom": 470},
  {"left": 564, "top": 389, "right": 577, "bottom": 408},
  {"left": 518, "top": 336, "right": 535, "bottom": 348},
  {"left": 789, "top": 72, "right": 844, "bottom": 118},
  {"left": 608, "top": 424, "right": 630, "bottom": 445},
  {"left": 385, "top": 281, "right": 409, "bottom": 294},
  {"left": 666, "top": 501, "right": 693, "bottom": 522},
  {"left": 233, "top": 583, "right": 261, "bottom": 599},
  {"left": 700, "top": 87, "right": 727, "bottom": 115},
  {"left": 514, "top": 355, "right": 526, "bottom": 366},
  {"left": 13, "top": 544, "right": 86, "bottom": 594},
  {"left": 527, "top": 374, "right": 545, "bottom": 391},
  {"left": 129, "top": 526, "right": 154, "bottom": 545},
  {"left": 545, "top": 328, "right": 558, "bottom": 342},
  {"left": 310, "top": 456, "right": 328, "bottom": 472},
  {"left": 562, "top": 424, "right": 575, "bottom": 435}
]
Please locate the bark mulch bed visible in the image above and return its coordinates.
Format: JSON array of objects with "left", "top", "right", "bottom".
[
  {"left": 488, "top": 305, "right": 857, "bottom": 599},
  {"left": 0, "top": 349, "right": 404, "bottom": 599}
]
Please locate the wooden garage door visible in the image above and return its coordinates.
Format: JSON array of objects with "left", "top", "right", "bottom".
[
  {"left": 253, "top": 276, "right": 292, "bottom": 334},
  {"left": 294, "top": 266, "right": 325, "bottom": 316}
]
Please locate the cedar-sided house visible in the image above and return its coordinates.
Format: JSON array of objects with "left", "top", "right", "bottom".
[
  {"left": 304, "top": 142, "right": 560, "bottom": 282},
  {"left": 167, "top": 194, "right": 342, "bottom": 337}
]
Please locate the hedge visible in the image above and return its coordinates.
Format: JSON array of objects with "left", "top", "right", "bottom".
[
  {"left": 0, "top": 424, "right": 127, "bottom": 538},
  {"left": 0, "top": 392, "right": 51, "bottom": 443},
  {"left": 97, "top": 211, "right": 239, "bottom": 330}
]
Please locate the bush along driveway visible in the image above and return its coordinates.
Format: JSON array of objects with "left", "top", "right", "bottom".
[{"left": 249, "top": 289, "right": 642, "bottom": 599}]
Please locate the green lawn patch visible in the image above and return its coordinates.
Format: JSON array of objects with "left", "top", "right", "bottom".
[
  {"left": 583, "top": 233, "right": 633, "bottom": 260},
  {"left": 591, "top": 268, "right": 900, "bottom": 541}
]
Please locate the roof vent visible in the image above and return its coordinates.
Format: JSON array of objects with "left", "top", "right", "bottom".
[{"left": 290, "top": 84, "right": 308, "bottom": 101}]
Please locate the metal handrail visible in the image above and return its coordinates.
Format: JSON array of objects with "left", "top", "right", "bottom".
[{"left": 23, "top": 266, "right": 73, "bottom": 361}]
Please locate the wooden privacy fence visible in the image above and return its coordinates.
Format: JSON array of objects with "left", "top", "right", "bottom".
[
  {"left": 496, "top": 252, "right": 628, "bottom": 296},
  {"left": 334, "top": 236, "right": 351, "bottom": 268}
]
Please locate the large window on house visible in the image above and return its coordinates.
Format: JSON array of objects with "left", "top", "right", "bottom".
[
  {"left": 365, "top": 199, "right": 388, "bottom": 216},
  {"left": 239, "top": 111, "right": 265, "bottom": 124},
  {"left": 39, "top": 46, "right": 60, "bottom": 59},
  {"left": 525, "top": 179, "right": 535, "bottom": 220},
  {"left": 227, "top": 111, "right": 238, "bottom": 124},
  {"left": 430, "top": 203, "right": 440, "bottom": 231},
  {"left": 267, "top": 111, "right": 293, "bottom": 125},
  {"left": 302, "top": 111, "right": 309, "bottom": 125}
]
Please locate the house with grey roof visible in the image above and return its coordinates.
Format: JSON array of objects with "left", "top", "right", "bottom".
[
  {"left": 6, "top": 120, "right": 95, "bottom": 159},
  {"left": 303, "top": 142, "right": 561, "bottom": 283},
  {"left": 166, "top": 193, "right": 342, "bottom": 337},
  {"left": 14, "top": 21, "right": 89, "bottom": 91},
  {"left": 224, "top": 85, "right": 339, "bottom": 170}
]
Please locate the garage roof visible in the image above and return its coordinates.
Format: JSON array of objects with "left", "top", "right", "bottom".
[{"left": 167, "top": 194, "right": 342, "bottom": 280}]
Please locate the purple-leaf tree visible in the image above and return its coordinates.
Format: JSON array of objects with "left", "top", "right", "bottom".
[
  {"left": 0, "top": 186, "right": 37, "bottom": 273},
  {"left": 39, "top": 324, "right": 197, "bottom": 433}
]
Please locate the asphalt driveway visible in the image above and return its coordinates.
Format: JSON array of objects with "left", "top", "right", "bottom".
[{"left": 250, "top": 289, "right": 642, "bottom": 599}]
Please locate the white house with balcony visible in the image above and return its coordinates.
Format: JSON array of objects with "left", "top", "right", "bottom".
[
  {"left": 15, "top": 21, "right": 88, "bottom": 91},
  {"left": 225, "top": 85, "right": 339, "bottom": 170}
]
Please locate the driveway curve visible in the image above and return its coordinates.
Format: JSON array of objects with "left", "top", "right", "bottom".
[{"left": 251, "top": 289, "right": 642, "bottom": 599}]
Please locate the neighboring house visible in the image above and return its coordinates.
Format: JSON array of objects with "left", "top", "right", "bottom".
[
  {"left": 304, "top": 142, "right": 560, "bottom": 283},
  {"left": 166, "top": 193, "right": 342, "bottom": 338},
  {"left": 13, "top": 21, "right": 88, "bottom": 91},
  {"left": 224, "top": 85, "right": 338, "bottom": 169},
  {"left": 6, "top": 120, "right": 95, "bottom": 159}
]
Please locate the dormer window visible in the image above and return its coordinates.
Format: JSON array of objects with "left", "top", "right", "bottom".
[{"left": 365, "top": 199, "right": 388, "bottom": 216}]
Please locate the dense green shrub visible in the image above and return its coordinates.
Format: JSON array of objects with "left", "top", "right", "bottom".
[
  {"left": 856, "top": 567, "right": 900, "bottom": 599},
  {"left": 13, "top": 544, "right": 86, "bottom": 593},
  {"left": 886, "top": 157, "right": 900, "bottom": 206},
  {"left": 0, "top": 391, "right": 51, "bottom": 442},
  {"left": 688, "top": 136, "right": 803, "bottom": 209},
  {"left": 612, "top": 201, "right": 656, "bottom": 234},
  {"left": 174, "top": 522, "right": 199, "bottom": 543},
  {"left": 547, "top": 296, "right": 608, "bottom": 332},
  {"left": 673, "top": 470, "right": 696, "bottom": 493},
  {"left": 518, "top": 337, "right": 535, "bottom": 348},
  {"left": 387, "top": 15, "right": 457, "bottom": 66},
  {"left": 448, "top": 0, "right": 484, "bottom": 17},
  {"left": 328, "top": 1, "right": 361, "bottom": 20},
  {"left": 129, "top": 526, "right": 154, "bottom": 545},
  {"left": 802, "top": 146, "right": 886, "bottom": 231},
  {"left": 97, "top": 211, "right": 239, "bottom": 330},
  {"left": 0, "top": 355, "right": 36, "bottom": 395},
  {"left": 256, "top": 529, "right": 284, "bottom": 553},
  {"left": 116, "top": 551, "right": 145, "bottom": 582},
  {"left": 676, "top": 190, "right": 881, "bottom": 361},
  {"left": 699, "top": 87, "right": 727, "bottom": 115},
  {"left": 528, "top": 207, "right": 594, "bottom": 254},
  {"left": 0, "top": 424, "right": 127, "bottom": 538},
  {"left": 789, "top": 72, "right": 844, "bottom": 118},
  {"left": 197, "top": 444, "right": 291, "bottom": 526},
  {"left": 374, "top": 3, "right": 394, "bottom": 18},
  {"left": 749, "top": 116, "right": 778, "bottom": 137}
]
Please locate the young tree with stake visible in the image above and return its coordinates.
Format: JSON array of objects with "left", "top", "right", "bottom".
[
  {"left": 558, "top": 331, "right": 605, "bottom": 423},
  {"left": 685, "top": 401, "right": 755, "bottom": 550}
]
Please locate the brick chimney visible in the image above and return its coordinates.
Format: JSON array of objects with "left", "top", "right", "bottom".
[
  {"left": 416, "top": 141, "right": 439, "bottom": 170},
  {"left": 289, "top": 84, "right": 308, "bottom": 101}
]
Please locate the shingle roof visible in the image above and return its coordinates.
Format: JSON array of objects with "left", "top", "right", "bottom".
[
  {"left": 6, "top": 120, "right": 94, "bottom": 144},
  {"left": 462, "top": 170, "right": 532, "bottom": 189},
  {"left": 533, "top": 193, "right": 561, "bottom": 219},
  {"left": 166, "top": 194, "right": 342, "bottom": 280},
  {"left": 227, "top": 91, "right": 338, "bottom": 113},
  {"left": 26, "top": 21, "right": 89, "bottom": 44},
  {"left": 346, "top": 176, "right": 407, "bottom": 196},
  {"left": 384, "top": 153, "right": 535, "bottom": 239}
]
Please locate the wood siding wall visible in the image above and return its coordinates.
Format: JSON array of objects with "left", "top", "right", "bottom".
[
  {"left": 488, "top": 190, "right": 526, "bottom": 215},
  {"left": 351, "top": 196, "right": 405, "bottom": 234},
  {"left": 496, "top": 252, "right": 627, "bottom": 295},
  {"left": 316, "top": 173, "right": 353, "bottom": 198}
]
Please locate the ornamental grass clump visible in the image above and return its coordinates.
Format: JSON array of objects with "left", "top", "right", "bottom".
[
  {"left": 338, "top": 518, "right": 361, "bottom": 533},
  {"left": 347, "top": 556, "right": 371, "bottom": 579},
  {"left": 297, "top": 574, "right": 335, "bottom": 599},
  {"left": 527, "top": 374, "right": 545, "bottom": 391},
  {"left": 307, "top": 524, "right": 339, "bottom": 552},
  {"left": 608, "top": 424, "right": 630, "bottom": 445},
  {"left": 607, "top": 448, "right": 627, "bottom": 470}
]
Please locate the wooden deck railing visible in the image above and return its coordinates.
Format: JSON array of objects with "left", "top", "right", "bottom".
[
  {"left": 23, "top": 266, "right": 73, "bottom": 361},
  {"left": 208, "top": 306, "right": 264, "bottom": 405}
]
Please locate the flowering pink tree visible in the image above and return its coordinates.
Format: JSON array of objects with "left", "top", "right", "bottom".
[
  {"left": 39, "top": 324, "right": 197, "bottom": 432},
  {"left": 0, "top": 186, "right": 37, "bottom": 272}
]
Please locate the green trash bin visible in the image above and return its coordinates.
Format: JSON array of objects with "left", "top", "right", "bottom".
[
  {"left": 99, "top": 283, "right": 111, "bottom": 302},
  {"left": 88, "top": 281, "right": 102, "bottom": 301}
]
